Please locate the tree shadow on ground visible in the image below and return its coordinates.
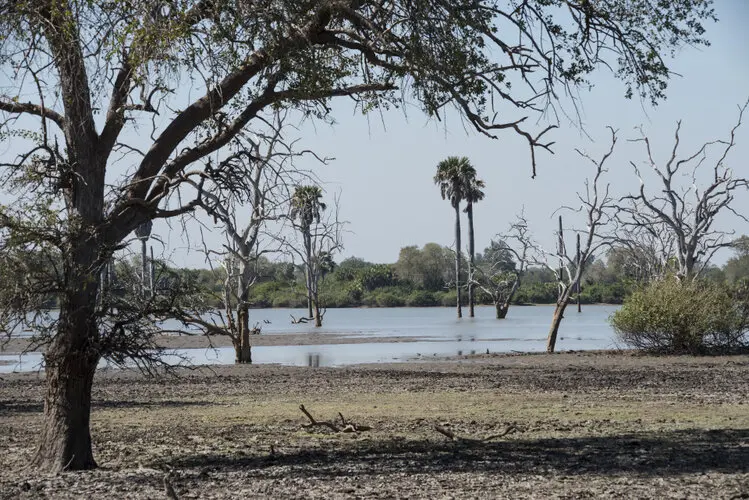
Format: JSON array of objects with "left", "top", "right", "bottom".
[
  {"left": 169, "top": 428, "right": 749, "bottom": 478},
  {"left": 0, "top": 399, "right": 213, "bottom": 415}
]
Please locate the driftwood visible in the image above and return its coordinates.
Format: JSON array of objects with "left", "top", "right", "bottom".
[
  {"left": 433, "top": 423, "right": 520, "bottom": 444},
  {"left": 290, "top": 314, "right": 311, "bottom": 324},
  {"left": 299, "top": 404, "right": 371, "bottom": 433}
]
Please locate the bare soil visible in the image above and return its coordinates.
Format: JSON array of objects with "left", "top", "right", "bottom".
[{"left": 1, "top": 352, "right": 748, "bottom": 499}]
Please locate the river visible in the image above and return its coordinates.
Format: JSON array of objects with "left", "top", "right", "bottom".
[{"left": 0, "top": 304, "right": 622, "bottom": 372}]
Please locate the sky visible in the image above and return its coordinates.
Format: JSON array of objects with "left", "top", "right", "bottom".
[
  {"left": 275, "top": 1, "right": 749, "bottom": 267},
  {"left": 2, "top": 2, "right": 749, "bottom": 270}
]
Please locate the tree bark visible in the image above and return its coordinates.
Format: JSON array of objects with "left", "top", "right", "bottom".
[
  {"left": 467, "top": 201, "right": 475, "bottom": 318},
  {"left": 454, "top": 201, "right": 462, "bottom": 319},
  {"left": 547, "top": 299, "right": 570, "bottom": 353},
  {"left": 31, "top": 292, "right": 100, "bottom": 472},
  {"left": 235, "top": 307, "right": 252, "bottom": 363}
]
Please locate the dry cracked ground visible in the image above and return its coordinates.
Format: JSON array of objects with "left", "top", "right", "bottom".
[{"left": 1, "top": 352, "right": 748, "bottom": 499}]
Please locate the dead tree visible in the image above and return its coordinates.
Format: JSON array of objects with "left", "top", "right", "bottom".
[
  {"left": 533, "top": 129, "right": 617, "bottom": 353},
  {"left": 184, "top": 114, "right": 315, "bottom": 363},
  {"left": 284, "top": 191, "right": 344, "bottom": 327},
  {"left": 475, "top": 213, "right": 533, "bottom": 319},
  {"left": 617, "top": 100, "right": 749, "bottom": 280}
]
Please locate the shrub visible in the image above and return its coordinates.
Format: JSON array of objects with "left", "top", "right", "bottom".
[
  {"left": 376, "top": 291, "right": 406, "bottom": 307},
  {"left": 406, "top": 290, "right": 439, "bottom": 307},
  {"left": 610, "top": 279, "right": 747, "bottom": 354}
]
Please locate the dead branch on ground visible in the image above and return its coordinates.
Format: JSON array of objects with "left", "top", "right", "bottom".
[
  {"left": 433, "top": 423, "right": 521, "bottom": 444},
  {"left": 299, "top": 404, "right": 371, "bottom": 433}
]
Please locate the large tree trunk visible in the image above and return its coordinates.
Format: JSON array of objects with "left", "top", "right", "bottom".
[
  {"left": 467, "top": 201, "right": 475, "bottom": 318},
  {"left": 32, "top": 282, "right": 101, "bottom": 472},
  {"left": 547, "top": 299, "right": 570, "bottom": 353},
  {"left": 454, "top": 202, "right": 462, "bottom": 319}
]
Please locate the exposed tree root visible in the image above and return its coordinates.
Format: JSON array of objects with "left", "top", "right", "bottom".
[
  {"left": 299, "top": 404, "right": 371, "bottom": 433},
  {"left": 433, "top": 423, "right": 521, "bottom": 444}
]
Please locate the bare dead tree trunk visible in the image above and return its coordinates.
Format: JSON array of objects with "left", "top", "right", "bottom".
[
  {"left": 576, "top": 233, "right": 582, "bottom": 313},
  {"left": 540, "top": 132, "right": 617, "bottom": 352},
  {"left": 467, "top": 201, "right": 475, "bottom": 318},
  {"left": 313, "top": 294, "right": 322, "bottom": 327},
  {"left": 234, "top": 261, "right": 253, "bottom": 363},
  {"left": 454, "top": 201, "right": 463, "bottom": 319},
  {"left": 496, "top": 301, "right": 509, "bottom": 319},
  {"left": 547, "top": 298, "right": 569, "bottom": 353},
  {"left": 236, "top": 307, "right": 252, "bottom": 363}
]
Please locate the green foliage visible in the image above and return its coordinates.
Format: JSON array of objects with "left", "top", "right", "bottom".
[
  {"left": 291, "top": 185, "right": 326, "bottom": 230},
  {"left": 406, "top": 290, "right": 440, "bottom": 307},
  {"left": 393, "top": 243, "right": 455, "bottom": 291},
  {"left": 434, "top": 157, "right": 476, "bottom": 209},
  {"left": 357, "top": 264, "right": 397, "bottom": 291},
  {"left": 611, "top": 279, "right": 748, "bottom": 354}
]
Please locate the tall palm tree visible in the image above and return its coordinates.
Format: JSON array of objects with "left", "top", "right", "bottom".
[
  {"left": 464, "top": 176, "right": 485, "bottom": 318},
  {"left": 434, "top": 156, "right": 476, "bottom": 319},
  {"left": 290, "top": 186, "right": 326, "bottom": 322}
]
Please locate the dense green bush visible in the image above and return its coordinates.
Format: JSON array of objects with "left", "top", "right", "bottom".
[
  {"left": 405, "top": 290, "right": 440, "bottom": 307},
  {"left": 610, "top": 279, "right": 748, "bottom": 354},
  {"left": 513, "top": 282, "right": 557, "bottom": 304},
  {"left": 375, "top": 290, "right": 407, "bottom": 307}
]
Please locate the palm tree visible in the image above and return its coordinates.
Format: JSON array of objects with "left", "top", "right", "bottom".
[
  {"left": 464, "top": 176, "right": 485, "bottom": 317},
  {"left": 290, "top": 186, "right": 326, "bottom": 323},
  {"left": 434, "top": 156, "right": 476, "bottom": 319}
]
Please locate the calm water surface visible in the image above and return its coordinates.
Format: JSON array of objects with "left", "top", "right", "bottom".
[{"left": 0, "top": 305, "right": 621, "bottom": 372}]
